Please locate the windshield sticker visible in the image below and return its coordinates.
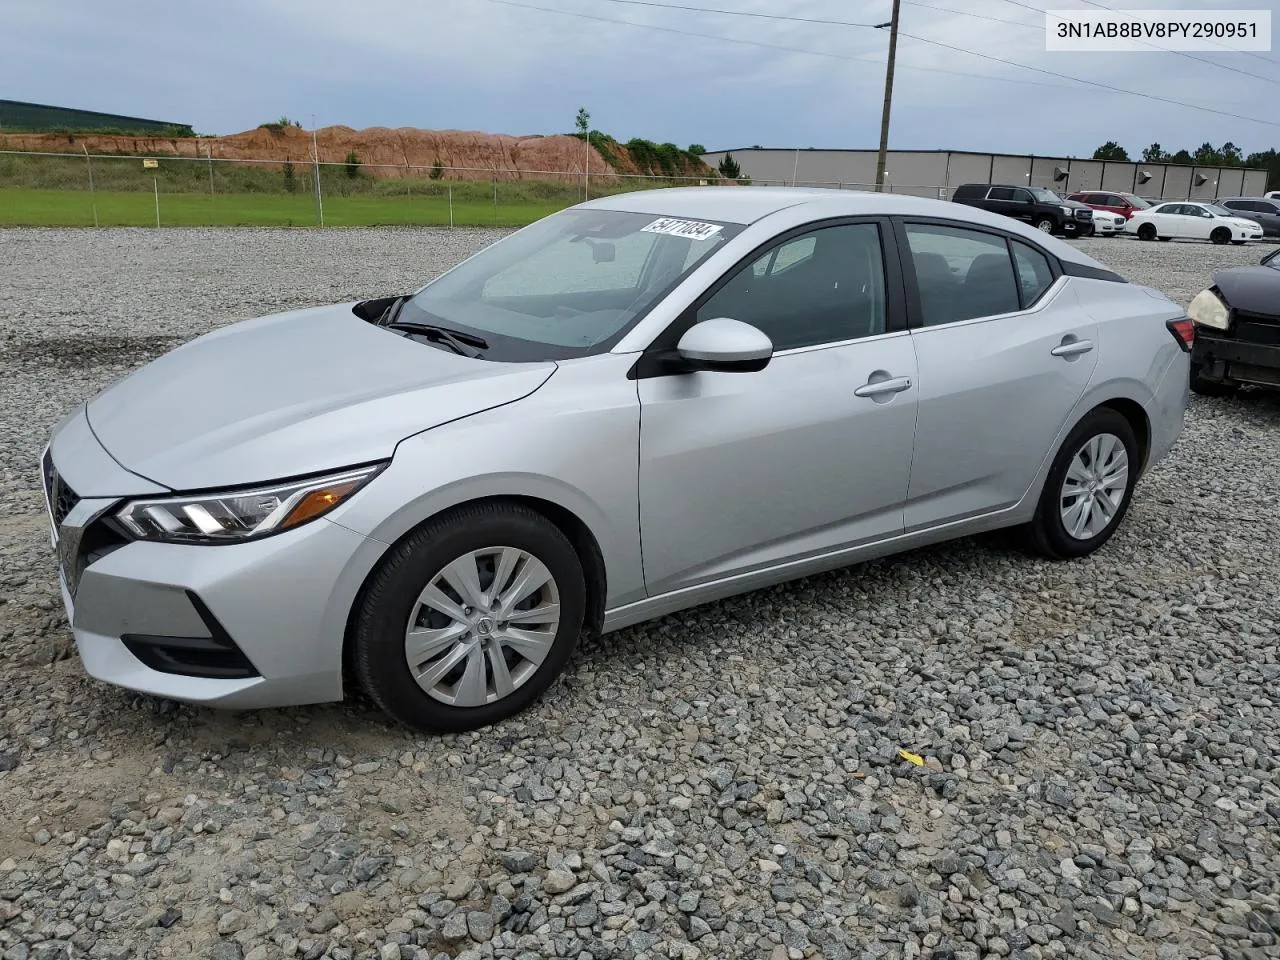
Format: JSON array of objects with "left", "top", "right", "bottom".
[{"left": 641, "top": 217, "right": 723, "bottom": 241}]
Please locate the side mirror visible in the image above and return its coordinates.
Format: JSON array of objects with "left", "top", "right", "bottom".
[{"left": 675, "top": 318, "right": 773, "bottom": 373}]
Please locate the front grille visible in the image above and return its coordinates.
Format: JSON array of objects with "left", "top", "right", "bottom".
[
  {"left": 42, "top": 450, "right": 80, "bottom": 527},
  {"left": 1074, "top": 209, "right": 1093, "bottom": 221}
]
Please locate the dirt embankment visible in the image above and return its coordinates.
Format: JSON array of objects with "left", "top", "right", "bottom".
[{"left": 0, "top": 125, "right": 716, "bottom": 182}]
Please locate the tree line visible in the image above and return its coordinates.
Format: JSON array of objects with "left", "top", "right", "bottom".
[{"left": 1092, "top": 140, "right": 1278, "bottom": 188}]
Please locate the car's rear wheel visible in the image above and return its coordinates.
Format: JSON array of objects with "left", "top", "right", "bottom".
[
  {"left": 1190, "top": 362, "right": 1239, "bottom": 397},
  {"left": 1210, "top": 227, "right": 1231, "bottom": 245},
  {"left": 1137, "top": 223, "right": 1157, "bottom": 241},
  {"left": 354, "top": 502, "right": 586, "bottom": 732},
  {"left": 1024, "top": 409, "right": 1138, "bottom": 560},
  {"left": 1034, "top": 217, "right": 1056, "bottom": 233}
]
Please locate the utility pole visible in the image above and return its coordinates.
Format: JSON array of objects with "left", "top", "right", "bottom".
[{"left": 874, "top": 0, "right": 901, "bottom": 193}]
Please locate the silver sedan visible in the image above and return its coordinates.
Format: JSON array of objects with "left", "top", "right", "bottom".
[{"left": 42, "top": 187, "right": 1191, "bottom": 731}]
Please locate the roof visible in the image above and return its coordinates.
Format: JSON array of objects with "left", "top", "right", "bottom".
[{"left": 581, "top": 186, "right": 1111, "bottom": 271}]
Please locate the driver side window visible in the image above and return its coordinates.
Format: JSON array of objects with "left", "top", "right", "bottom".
[{"left": 696, "top": 223, "right": 888, "bottom": 351}]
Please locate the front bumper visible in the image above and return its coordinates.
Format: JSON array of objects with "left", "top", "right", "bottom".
[
  {"left": 43, "top": 411, "right": 387, "bottom": 709},
  {"left": 1192, "top": 328, "right": 1280, "bottom": 387},
  {"left": 1094, "top": 219, "right": 1124, "bottom": 235}
]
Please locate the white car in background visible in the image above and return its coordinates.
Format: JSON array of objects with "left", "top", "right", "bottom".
[
  {"left": 1090, "top": 210, "right": 1127, "bottom": 236},
  {"left": 1126, "top": 201, "right": 1264, "bottom": 245}
]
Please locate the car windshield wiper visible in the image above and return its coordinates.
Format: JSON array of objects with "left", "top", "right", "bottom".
[
  {"left": 375, "top": 295, "right": 410, "bottom": 327},
  {"left": 385, "top": 321, "right": 489, "bottom": 357}
]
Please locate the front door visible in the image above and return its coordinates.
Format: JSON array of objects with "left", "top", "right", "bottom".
[
  {"left": 637, "top": 220, "right": 918, "bottom": 596},
  {"left": 896, "top": 221, "right": 1100, "bottom": 530}
]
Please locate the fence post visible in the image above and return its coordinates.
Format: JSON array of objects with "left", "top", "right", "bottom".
[
  {"left": 154, "top": 177, "right": 160, "bottom": 227},
  {"left": 448, "top": 183, "right": 454, "bottom": 229},
  {"left": 82, "top": 144, "right": 99, "bottom": 228},
  {"left": 206, "top": 145, "right": 215, "bottom": 203},
  {"left": 311, "top": 128, "right": 325, "bottom": 226},
  {"left": 493, "top": 174, "right": 498, "bottom": 224}
]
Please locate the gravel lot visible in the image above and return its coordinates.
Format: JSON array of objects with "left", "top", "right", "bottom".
[{"left": 1, "top": 228, "right": 1278, "bottom": 960}]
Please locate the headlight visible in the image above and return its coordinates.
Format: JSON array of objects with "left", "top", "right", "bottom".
[
  {"left": 1187, "top": 288, "right": 1229, "bottom": 331},
  {"left": 114, "top": 463, "right": 384, "bottom": 544},
  {"left": 1061, "top": 206, "right": 1073, "bottom": 216}
]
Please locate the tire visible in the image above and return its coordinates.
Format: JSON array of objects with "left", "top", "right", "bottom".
[
  {"left": 1034, "top": 217, "right": 1056, "bottom": 234},
  {"left": 1190, "top": 362, "right": 1239, "bottom": 397},
  {"left": 354, "top": 502, "right": 587, "bottom": 733},
  {"left": 1137, "top": 223, "right": 1157, "bottom": 241},
  {"left": 1024, "top": 408, "right": 1139, "bottom": 560},
  {"left": 1210, "top": 228, "right": 1231, "bottom": 245}
]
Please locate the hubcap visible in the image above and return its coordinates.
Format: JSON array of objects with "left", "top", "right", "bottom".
[
  {"left": 1037, "top": 221, "right": 1053, "bottom": 232},
  {"left": 1059, "top": 433, "right": 1129, "bottom": 541},
  {"left": 404, "top": 546, "right": 560, "bottom": 707}
]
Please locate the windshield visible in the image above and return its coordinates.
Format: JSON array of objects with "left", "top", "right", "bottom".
[
  {"left": 398, "top": 208, "right": 742, "bottom": 360},
  {"left": 1204, "top": 204, "right": 1236, "bottom": 217},
  {"left": 1120, "top": 194, "right": 1151, "bottom": 209},
  {"left": 1031, "top": 188, "right": 1064, "bottom": 203}
]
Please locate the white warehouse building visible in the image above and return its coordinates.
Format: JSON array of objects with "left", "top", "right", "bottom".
[{"left": 699, "top": 147, "right": 1270, "bottom": 202}]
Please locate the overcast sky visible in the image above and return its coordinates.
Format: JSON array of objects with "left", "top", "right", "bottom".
[{"left": 3, "top": 0, "right": 1277, "bottom": 157}]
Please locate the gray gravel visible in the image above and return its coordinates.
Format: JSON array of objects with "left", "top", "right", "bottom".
[{"left": 1, "top": 227, "right": 1279, "bottom": 960}]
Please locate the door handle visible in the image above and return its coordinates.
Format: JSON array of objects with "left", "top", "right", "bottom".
[
  {"left": 1051, "top": 339, "right": 1094, "bottom": 358},
  {"left": 854, "top": 376, "right": 912, "bottom": 398}
]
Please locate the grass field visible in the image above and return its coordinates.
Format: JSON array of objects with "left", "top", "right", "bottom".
[
  {"left": 0, "top": 188, "right": 578, "bottom": 228},
  {"left": 0, "top": 152, "right": 706, "bottom": 227}
]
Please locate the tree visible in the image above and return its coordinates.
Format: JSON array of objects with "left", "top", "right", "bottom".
[
  {"left": 1245, "top": 148, "right": 1280, "bottom": 190},
  {"left": 1169, "top": 149, "right": 1193, "bottom": 165},
  {"left": 1220, "top": 141, "right": 1242, "bottom": 166},
  {"left": 687, "top": 144, "right": 706, "bottom": 156},
  {"left": 1193, "top": 142, "right": 1223, "bottom": 165},
  {"left": 718, "top": 152, "right": 741, "bottom": 179},
  {"left": 344, "top": 150, "right": 361, "bottom": 178},
  {"left": 1141, "top": 143, "right": 1166, "bottom": 162},
  {"left": 1092, "top": 141, "right": 1129, "bottom": 161},
  {"left": 575, "top": 107, "right": 590, "bottom": 140},
  {"left": 429, "top": 159, "right": 444, "bottom": 180}
]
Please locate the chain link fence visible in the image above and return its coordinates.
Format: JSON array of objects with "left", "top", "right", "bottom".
[{"left": 0, "top": 149, "right": 948, "bottom": 228}]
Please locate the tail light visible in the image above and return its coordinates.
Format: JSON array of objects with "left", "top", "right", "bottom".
[{"left": 1167, "top": 318, "right": 1195, "bottom": 353}]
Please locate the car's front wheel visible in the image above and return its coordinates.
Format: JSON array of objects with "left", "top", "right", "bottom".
[
  {"left": 1034, "top": 217, "right": 1056, "bottom": 233},
  {"left": 1210, "top": 227, "right": 1231, "bottom": 245},
  {"left": 354, "top": 502, "right": 587, "bottom": 732},
  {"left": 1024, "top": 408, "right": 1138, "bottom": 560}
]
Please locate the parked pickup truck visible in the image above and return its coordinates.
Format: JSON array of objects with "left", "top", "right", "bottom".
[{"left": 952, "top": 183, "right": 1095, "bottom": 237}]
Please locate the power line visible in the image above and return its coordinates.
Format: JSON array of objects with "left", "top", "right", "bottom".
[
  {"left": 482, "top": 0, "right": 1089, "bottom": 92},
  {"left": 902, "top": 0, "right": 1039, "bottom": 31},
  {"left": 588, "top": 0, "right": 883, "bottom": 28},
  {"left": 1068, "top": 0, "right": 1280, "bottom": 68},
  {"left": 576, "top": 0, "right": 1280, "bottom": 127},
  {"left": 995, "top": 0, "right": 1280, "bottom": 82}
]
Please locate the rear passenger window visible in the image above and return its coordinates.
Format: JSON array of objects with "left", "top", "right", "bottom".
[
  {"left": 905, "top": 224, "right": 1021, "bottom": 326},
  {"left": 1011, "top": 241, "right": 1054, "bottom": 306},
  {"left": 987, "top": 187, "right": 1016, "bottom": 201}
]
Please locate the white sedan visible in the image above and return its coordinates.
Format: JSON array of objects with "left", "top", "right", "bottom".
[
  {"left": 1091, "top": 210, "right": 1127, "bottom": 236},
  {"left": 1126, "top": 201, "right": 1264, "bottom": 244}
]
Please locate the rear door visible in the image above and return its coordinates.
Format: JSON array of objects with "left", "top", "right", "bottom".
[{"left": 895, "top": 219, "right": 1099, "bottom": 530}]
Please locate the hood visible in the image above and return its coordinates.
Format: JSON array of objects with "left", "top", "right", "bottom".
[
  {"left": 1212, "top": 266, "right": 1280, "bottom": 317},
  {"left": 87, "top": 302, "right": 557, "bottom": 490},
  {"left": 1062, "top": 200, "right": 1093, "bottom": 212},
  {"left": 1226, "top": 216, "right": 1261, "bottom": 229}
]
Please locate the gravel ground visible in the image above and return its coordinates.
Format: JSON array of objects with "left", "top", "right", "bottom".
[{"left": 1, "top": 228, "right": 1278, "bottom": 960}]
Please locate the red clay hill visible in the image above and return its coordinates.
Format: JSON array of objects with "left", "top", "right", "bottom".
[{"left": 0, "top": 123, "right": 718, "bottom": 182}]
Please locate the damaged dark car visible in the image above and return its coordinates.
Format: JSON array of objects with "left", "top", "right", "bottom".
[{"left": 1187, "top": 248, "right": 1280, "bottom": 396}]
